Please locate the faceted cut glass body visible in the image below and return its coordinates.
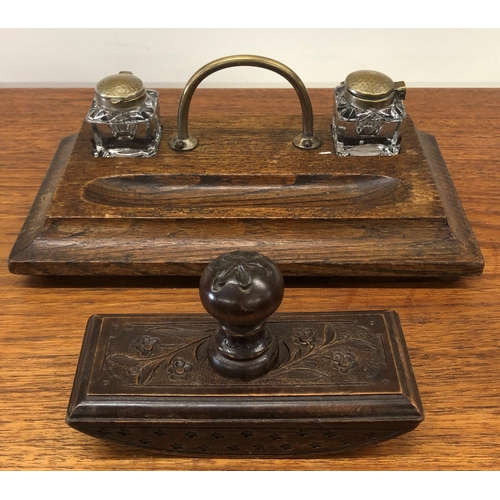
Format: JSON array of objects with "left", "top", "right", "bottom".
[
  {"left": 86, "top": 90, "right": 161, "bottom": 158},
  {"left": 332, "top": 84, "right": 406, "bottom": 157}
]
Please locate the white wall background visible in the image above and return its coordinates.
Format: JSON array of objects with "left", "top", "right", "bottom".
[{"left": 1, "top": 29, "right": 499, "bottom": 88}]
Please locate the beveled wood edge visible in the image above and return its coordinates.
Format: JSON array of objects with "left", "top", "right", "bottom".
[
  {"left": 7, "top": 134, "right": 77, "bottom": 269},
  {"left": 417, "top": 129, "right": 484, "bottom": 267},
  {"left": 383, "top": 311, "right": 424, "bottom": 418},
  {"left": 9, "top": 241, "right": 485, "bottom": 277},
  {"left": 67, "top": 395, "right": 424, "bottom": 424},
  {"left": 67, "top": 314, "right": 103, "bottom": 421}
]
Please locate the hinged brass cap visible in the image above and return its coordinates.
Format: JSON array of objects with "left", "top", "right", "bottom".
[
  {"left": 344, "top": 70, "right": 406, "bottom": 109},
  {"left": 95, "top": 71, "right": 147, "bottom": 110}
]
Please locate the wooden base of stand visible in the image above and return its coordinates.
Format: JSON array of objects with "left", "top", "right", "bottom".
[
  {"left": 8, "top": 114, "right": 483, "bottom": 278},
  {"left": 66, "top": 310, "right": 423, "bottom": 457}
]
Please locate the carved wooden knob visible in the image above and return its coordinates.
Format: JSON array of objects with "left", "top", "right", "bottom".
[{"left": 199, "top": 250, "right": 284, "bottom": 379}]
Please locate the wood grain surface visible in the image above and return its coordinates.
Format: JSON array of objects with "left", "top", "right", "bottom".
[{"left": 1, "top": 88, "right": 499, "bottom": 470}]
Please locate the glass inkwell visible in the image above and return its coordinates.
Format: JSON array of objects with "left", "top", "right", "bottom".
[
  {"left": 86, "top": 71, "right": 161, "bottom": 158},
  {"left": 333, "top": 70, "right": 407, "bottom": 157}
]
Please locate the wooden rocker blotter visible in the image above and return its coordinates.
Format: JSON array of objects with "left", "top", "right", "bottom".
[
  {"left": 66, "top": 250, "right": 424, "bottom": 457},
  {"left": 8, "top": 55, "right": 483, "bottom": 279}
]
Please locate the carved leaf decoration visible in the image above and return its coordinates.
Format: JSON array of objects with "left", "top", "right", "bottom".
[
  {"left": 105, "top": 355, "right": 163, "bottom": 385},
  {"left": 235, "top": 264, "right": 252, "bottom": 290},
  {"left": 271, "top": 333, "right": 319, "bottom": 374},
  {"left": 195, "top": 339, "right": 209, "bottom": 364},
  {"left": 302, "top": 360, "right": 321, "bottom": 369},
  {"left": 333, "top": 339, "right": 377, "bottom": 351},
  {"left": 248, "top": 259, "right": 273, "bottom": 277},
  {"left": 138, "top": 360, "right": 163, "bottom": 385},
  {"left": 212, "top": 269, "right": 231, "bottom": 291},
  {"left": 268, "top": 321, "right": 382, "bottom": 382},
  {"left": 110, "top": 350, "right": 173, "bottom": 362},
  {"left": 209, "top": 253, "right": 273, "bottom": 292},
  {"left": 107, "top": 354, "right": 143, "bottom": 367},
  {"left": 211, "top": 255, "right": 233, "bottom": 272},
  {"left": 323, "top": 324, "right": 336, "bottom": 344},
  {"left": 336, "top": 322, "right": 358, "bottom": 341}
]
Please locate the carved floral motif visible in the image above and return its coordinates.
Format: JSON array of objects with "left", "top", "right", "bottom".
[
  {"left": 167, "top": 359, "right": 193, "bottom": 380},
  {"left": 267, "top": 321, "right": 381, "bottom": 383},
  {"left": 134, "top": 336, "right": 160, "bottom": 357},
  {"left": 332, "top": 352, "right": 356, "bottom": 374},
  {"left": 292, "top": 328, "right": 317, "bottom": 348},
  {"left": 209, "top": 252, "right": 273, "bottom": 292},
  {"left": 102, "top": 319, "right": 386, "bottom": 388},
  {"left": 103, "top": 324, "right": 211, "bottom": 386}
]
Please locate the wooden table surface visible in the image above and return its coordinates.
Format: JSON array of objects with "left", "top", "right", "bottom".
[{"left": 1, "top": 88, "right": 499, "bottom": 470}]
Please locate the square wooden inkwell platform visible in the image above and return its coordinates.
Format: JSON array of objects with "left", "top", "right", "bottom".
[{"left": 12, "top": 56, "right": 483, "bottom": 456}]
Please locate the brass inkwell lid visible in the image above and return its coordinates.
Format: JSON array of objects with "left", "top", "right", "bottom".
[
  {"left": 94, "top": 71, "right": 147, "bottom": 110},
  {"left": 344, "top": 70, "right": 406, "bottom": 109}
]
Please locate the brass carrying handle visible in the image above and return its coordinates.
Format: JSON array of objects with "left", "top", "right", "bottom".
[{"left": 169, "top": 55, "right": 322, "bottom": 151}]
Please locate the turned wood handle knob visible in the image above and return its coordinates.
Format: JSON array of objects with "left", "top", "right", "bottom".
[{"left": 199, "top": 250, "right": 284, "bottom": 379}]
